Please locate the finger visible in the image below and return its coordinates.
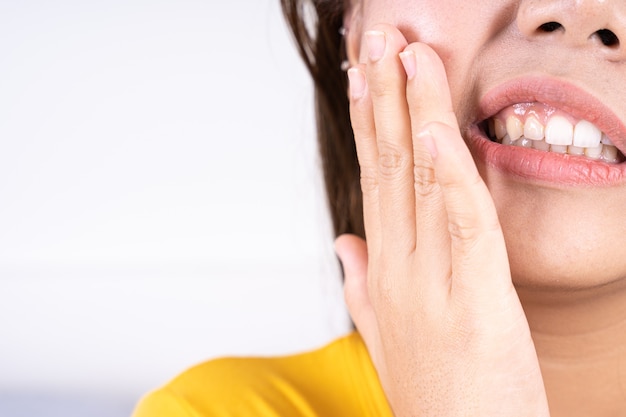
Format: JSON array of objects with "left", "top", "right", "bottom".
[
  {"left": 417, "top": 122, "right": 511, "bottom": 297},
  {"left": 399, "top": 43, "right": 456, "bottom": 291},
  {"left": 335, "top": 234, "right": 379, "bottom": 348},
  {"left": 348, "top": 65, "right": 382, "bottom": 254},
  {"left": 399, "top": 43, "right": 459, "bottom": 132},
  {"left": 364, "top": 25, "right": 415, "bottom": 256}
]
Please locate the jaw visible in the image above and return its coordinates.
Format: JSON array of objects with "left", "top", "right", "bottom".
[
  {"left": 460, "top": 76, "right": 626, "bottom": 290},
  {"left": 474, "top": 161, "right": 626, "bottom": 291}
]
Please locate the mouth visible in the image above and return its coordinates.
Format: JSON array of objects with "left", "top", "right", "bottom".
[
  {"left": 468, "top": 77, "right": 626, "bottom": 186},
  {"left": 482, "top": 103, "right": 625, "bottom": 164}
]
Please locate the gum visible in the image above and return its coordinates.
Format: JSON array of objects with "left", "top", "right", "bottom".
[{"left": 494, "top": 102, "right": 581, "bottom": 126}]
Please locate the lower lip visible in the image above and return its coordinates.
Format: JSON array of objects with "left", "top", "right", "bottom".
[{"left": 467, "top": 126, "right": 626, "bottom": 186}]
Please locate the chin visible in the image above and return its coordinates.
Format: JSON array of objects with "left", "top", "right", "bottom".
[
  {"left": 500, "top": 220, "right": 626, "bottom": 293},
  {"left": 508, "top": 253, "right": 621, "bottom": 292}
]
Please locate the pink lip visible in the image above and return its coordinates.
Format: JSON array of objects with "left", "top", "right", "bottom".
[{"left": 467, "top": 77, "right": 626, "bottom": 186}]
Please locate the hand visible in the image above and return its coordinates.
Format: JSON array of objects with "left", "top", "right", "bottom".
[{"left": 336, "top": 25, "right": 550, "bottom": 417}]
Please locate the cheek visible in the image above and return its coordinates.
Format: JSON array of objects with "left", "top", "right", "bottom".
[
  {"left": 484, "top": 173, "right": 626, "bottom": 288},
  {"left": 360, "top": 1, "right": 499, "bottom": 115},
  {"left": 362, "top": 1, "right": 494, "bottom": 43},
  {"left": 362, "top": 1, "right": 455, "bottom": 42}
]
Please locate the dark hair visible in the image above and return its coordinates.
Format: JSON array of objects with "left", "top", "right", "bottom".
[{"left": 280, "top": 0, "right": 365, "bottom": 239}]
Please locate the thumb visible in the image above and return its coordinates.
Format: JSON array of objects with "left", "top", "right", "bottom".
[{"left": 335, "top": 234, "right": 378, "bottom": 344}]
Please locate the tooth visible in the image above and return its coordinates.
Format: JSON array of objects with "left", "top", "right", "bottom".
[
  {"left": 515, "top": 138, "right": 533, "bottom": 148},
  {"left": 502, "top": 134, "right": 514, "bottom": 146},
  {"left": 545, "top": 116, "right": 573, "bottom": 146},
  {"left": 550, "top": 145, "right": 568, "bottom": 154},
  {"left": 585, "top": 144, "right": 603, "bottom": 159},
  {"left": 601, "top": 134, "right": 614, "bottom": 146},
  {"left": 494, "top": 119, "right": 507, "bottom": 140},
  {"left": 573, "top": 120, "right": 601, "bottom": 148},
  {"left": 602, "top": 145, "right": 619, "bottom": 163},
  {"left": 568, "top": 145, "right": 585, "bottom": 156},
  {"left": 506, "top": 116, "right": 523, "bottom": 141},
  {"left": 524, "top": 116, "right": 544, "bottom": 140},
  {"left": 533, "top": 140, "right": 551, "bottom": 152}
]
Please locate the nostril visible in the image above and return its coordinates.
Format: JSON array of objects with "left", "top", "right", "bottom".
[
  {"left": 538, "top": 22, "right": 563, "bottom": 33},
  {"left": 595, "top": 29, "right": 619, "bottom": 47},
  {"left": 536, "top": 23, "right": 620, "bottom": 49}
]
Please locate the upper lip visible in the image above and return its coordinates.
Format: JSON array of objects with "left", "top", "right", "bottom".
[{"left": 475, "top": 76, "right": 626, "bottom": 157}]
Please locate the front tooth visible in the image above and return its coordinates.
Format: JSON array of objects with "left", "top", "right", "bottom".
[
  {"left": 568, "top": 145, "right": 585, "bottom": 156},
  {"left": 524, "top": 116, "right": 544, "bottom": 140},
  {"left": 601, "top": 133, "right": 614, "bottom": 146},
  {"left": 515, "top": 138, "right": 533, "bottom": 148},
  {"left": 506, "top": 116, "right": 523, "bottom": 140},
  {"left": 573, "top": 120, "right": 601, "bottom": 148},
  {"left": 533, "top": 139, "right": 551, "bottom": 152},
  {"left": 602, "top": 145, "right": 619, "bottom": 163},
  {"left": 550, "top": 145, "right": 568, "bottom": 154},
  {"left": 585, "top": 144, "right": 603, "bottom": 159},
  {"left": 494, "top": 118, "right": 507, "bottom": 140},
  {"left": 545, "top": 116, "right": 573, "bottom": 146}
]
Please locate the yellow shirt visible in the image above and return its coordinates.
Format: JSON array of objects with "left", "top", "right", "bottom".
[{"left": 132, "top": 332, "right": 393, "bottom": 416}]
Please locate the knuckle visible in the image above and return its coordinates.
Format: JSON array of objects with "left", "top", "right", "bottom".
[
  {"left": 447, "top": 217, "right": 483, "bottom": 242},
  {"left": 413, "top": 160, "right": 439, "bottom": 197},
  {"left": 447, "top": 215, "right": 501, "bottom": 245},
  {"left": 377, "top": 143, "right": 410, "bottom": 179},
  {"left": 446, "top": 178, "right": 501, "bottom": 243},
  {"left": 359, "top": 167, "right": 379, "bottom": 193}
]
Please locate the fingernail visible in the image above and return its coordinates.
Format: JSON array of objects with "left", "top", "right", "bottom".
[
  {"left": 417, "top": 130, "right": 439, "bottom": 159},
  {"left": 399, "top": 50, "right": 416, "bottom": 80},
  {"left": 365, "top": 30, "right": 386, "bottom": 62},
  {"left": 347, "top": 68, "right": 366, "bottom": 99}
]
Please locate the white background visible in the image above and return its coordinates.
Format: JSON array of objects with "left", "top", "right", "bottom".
[{"left": 0, "top": 1, "right": 351, "bottom": 415}]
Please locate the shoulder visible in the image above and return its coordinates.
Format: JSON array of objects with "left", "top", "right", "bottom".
[{"left": 132, "top": 332, "right": 392, "bottom": 417}]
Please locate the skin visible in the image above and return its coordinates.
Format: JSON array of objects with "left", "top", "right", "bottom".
[{"left": 334, "top": 0, "right": 626, "bottom": 416}]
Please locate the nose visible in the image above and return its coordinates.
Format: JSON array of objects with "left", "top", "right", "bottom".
[{"left": 517, "top": 0, "right": 626, "bottom": 61}]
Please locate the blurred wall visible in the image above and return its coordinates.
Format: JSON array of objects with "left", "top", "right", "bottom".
[{"left": 0, "top": 0, "right": 351, "bottom": 405}]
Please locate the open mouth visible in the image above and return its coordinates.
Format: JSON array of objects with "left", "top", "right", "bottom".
[
  {"left": 481, "top": 102, "right": 626, "bottom": 164},
  {"left": 469, "top": 77, "right": 626, "bottom": 185}
]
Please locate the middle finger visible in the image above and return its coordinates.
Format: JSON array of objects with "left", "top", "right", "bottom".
[{"left": 364, "top": 25, "right": 415, "bottom": 258}]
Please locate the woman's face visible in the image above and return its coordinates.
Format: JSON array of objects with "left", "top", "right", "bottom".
[{"left": 347, "top": 0, "right": 626, "bottom": 289}]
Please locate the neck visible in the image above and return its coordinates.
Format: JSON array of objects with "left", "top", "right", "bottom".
[{"left": 517, "top": 278, "right": 626, "bottom": 417}]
